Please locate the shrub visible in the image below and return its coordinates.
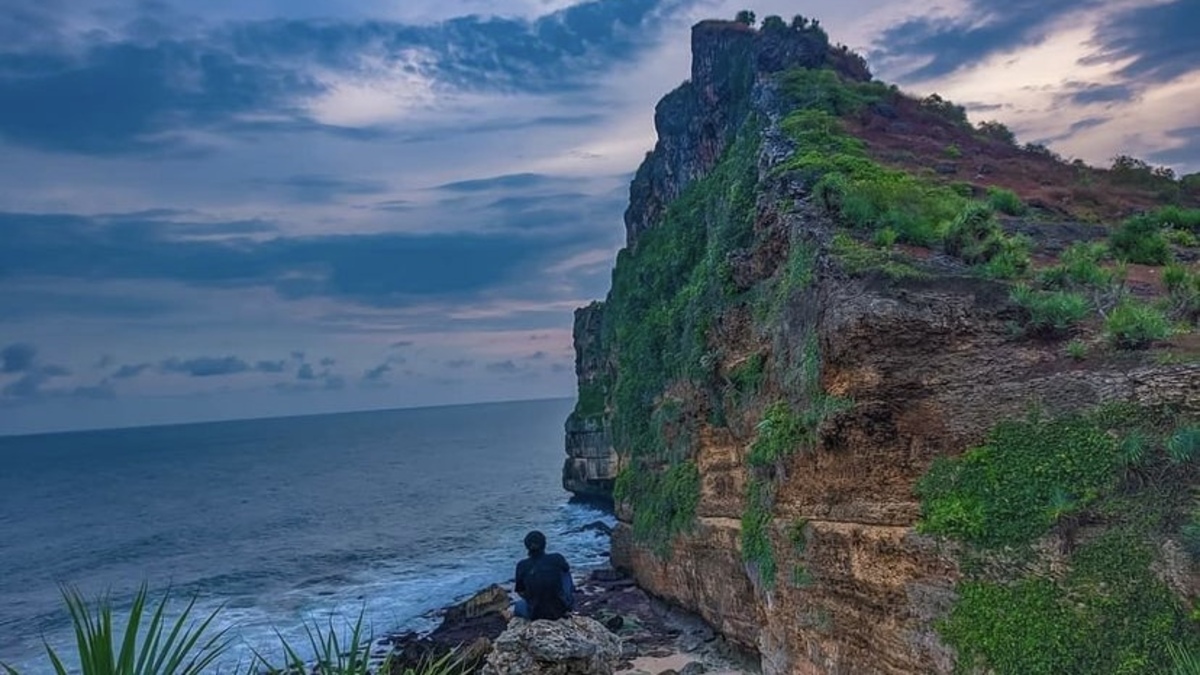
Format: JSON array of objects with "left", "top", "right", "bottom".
[
  {"left": 1040, "top": 242, "right": 1113, "bottom": 289},
  {"left": 1111, "top": 214, "right": 1172, "bottom": 265},
  {"left": 1105, "top": 300, "right": 1171, "bottom": 349},
  {"left": 944, "top": 203, "right": 1001, "bottom": 264},
  {"left": 729, "top": 353, "right": 766, "bottom": 394},
  {"left": 748, "top": 401, "right": 807, "bottom": 466},
  {"left": 1167, "top": 426, "right": 1200, "bottom": 465},
  {"left": 1067, "top": 340, "right": 1087, "bottom": 361},
  {"left": 1010, "top": 286, "right": 1090, "bottom": 338},
  {"left": 944, "top": 144, "right": 962, "bottom": 159},
  {"left": 987, "top": 186, "right": 1027, "bottom": 216},
  {"left": 976, "top": 120, "right": 1016, "bottom": 145},
  {"left": 981, "top": 234, "right": 1032, "bottom": 279}
]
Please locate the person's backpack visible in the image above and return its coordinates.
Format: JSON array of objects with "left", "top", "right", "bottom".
[{"left": 522, "top": 556, "right": 568, "bottom": 620}]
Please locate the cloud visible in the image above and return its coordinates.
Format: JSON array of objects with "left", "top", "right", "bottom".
[
  {"left": 256, "top": 359, "right": 288, "bottom": 373},
  {"left": 0, "top": 0, "right": 700, "bottom": 156},
  {"left": 444, "top": 359, "right": 474, "bottom": 369},
  {"left": 485, "top": 359, "right": 519, "bottom": 374},
  {"left": 363, "top": 362, "right": 392, "bottom": 381},
  {"left": 113, "top": 363, "right": 153, "bottom": 379},
  {"left": 871, "top": 0, "right": 1103, "bottom": 82},
  {"left": 1149, "top": 126, "right": 1200, "bottom": 172},
  {"left": 1059, "top": 81, "right": 1136, "bottom": 106},
  {"left": 2, "top": 342, "right": 36, "bottom": 373},
  {"left": 389, "top": 341, "right": 413, "bottom": 348},
  {"left": 319, "top": 356, "right": 337, "bottom": 366},
  {"left": 160, "top": 355, "right": 251, "bottom": 377},
  {"left": 297, "top": 363, "right": 318, "bottom": 380},
  {"left": 1083, "top": 0, "right": 1200, "bottom": 84},
  {"left": 435, "top": 173, "right": 553, "bottom": 193},
  {"left": 264, "top": 174, "right": 391, "bottom": 203}
]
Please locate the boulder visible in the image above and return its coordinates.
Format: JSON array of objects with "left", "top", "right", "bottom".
[{"left": 481, "top": 616, "right": 623, "bottom": 675}]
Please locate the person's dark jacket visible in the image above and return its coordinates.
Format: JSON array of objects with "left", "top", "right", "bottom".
[{"left": 515, "top": 552, "right": 570, "bottom": 620}]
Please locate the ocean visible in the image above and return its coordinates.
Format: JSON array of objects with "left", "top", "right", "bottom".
[{"left": 0, "top": 398, "right": 614, "bottom": 673}]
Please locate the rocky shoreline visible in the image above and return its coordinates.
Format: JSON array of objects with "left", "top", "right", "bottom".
[{"left": 377, "top": 525, "right": 758, "bottom": 675}]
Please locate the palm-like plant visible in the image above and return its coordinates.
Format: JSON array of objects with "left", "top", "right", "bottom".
[
  {"left": 2, "top": 584, "right": 230, "bottom": 675},
  {"left": 1169, "top": 641, "right": 1200, "bottom": 675},
  {"left": 253, "top": 609, "right": 467, "bottom": 675}
]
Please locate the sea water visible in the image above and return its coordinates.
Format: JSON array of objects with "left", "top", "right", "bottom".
[{"left": 0, "top": 398, "right": 613, "bottom": 672}]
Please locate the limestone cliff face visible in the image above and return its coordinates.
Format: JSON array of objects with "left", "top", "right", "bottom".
[
  {"left": 564, "top": 19, "right": 852, "bottom": 498},
  {"left": 562, "top": 302, "right": 616, "bottom": 500},
  {"left": 623, "top": 20, "right": 844, "bottom": 247},
  {"left": 564, "top": 16, "right": 1198, "bottom": 675}
]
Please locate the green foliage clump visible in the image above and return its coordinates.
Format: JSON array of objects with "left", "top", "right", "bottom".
[
  {"left": 1066, "top": 339, "right": 1088, "bottom": 361},
  {"left": 573, "top": 379, "right": 606, "bottom": 419},
  {"left": 618, "top": 461, "right": 702, "bottom": 549},
  {"left": 831, "top": 232, "right": 927, "bottom": 280},
  {"left": 728, "top": 353, "right": 766, "bottom": 395},
  {"left": 1039, "top": 242, "right": 1114, "bottom": 290},
  {"left": 1010, "top": 285, "right": 1091, "bottom": 338},
  {"left": 1163, "top": 264, "right": 1200, "bottom": 322},
  {"left": 986, "top": 186, "right": 1027, "bottom": 216},
  {"left": 916, "top": 414, "right": 1119, "bottom": 548},
  {"left": 1105, "top": 300, "right": 1171, "bottom": 349},
  {"left": 1167, "top": 425, "right": 1200, "bottom": 465},
  {"left": 939, "top": 532, "right": 1195, "bottom": 675},
  {"left": 943, "top": 203, "right": 1001, "bottom": 264},
  {"left": 733, "top": 9, "right": 755, "bottom": 26},
  {"left": 748, "top": 401, "right": 806, "bottom": 466},
  {"left": 919, "top": 94, "right": 969, "bottom": 127},
  {"left": 740, "top": 479, "right": 776, "bottom": 588},
  {"left": 944, "top": 144, "right": 962, "bottom": 159},
  {"left": 1111, "top": 213, "right": 1172, "bottom": 266}
]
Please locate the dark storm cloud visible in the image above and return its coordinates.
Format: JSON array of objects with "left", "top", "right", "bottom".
[{"left": 160, "top": 355, "right": 250, "bottom": 377}]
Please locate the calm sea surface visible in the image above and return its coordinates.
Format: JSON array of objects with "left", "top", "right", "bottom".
[{"left": 0, "top": 398, "right": 612, "bottom": 672}]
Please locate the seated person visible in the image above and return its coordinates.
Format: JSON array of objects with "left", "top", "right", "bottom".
[{"left": 513, "top": 530, "right": 575, "bottom": 620}]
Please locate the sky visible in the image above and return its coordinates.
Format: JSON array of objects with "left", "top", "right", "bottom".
[{"left": 1, "top": 0, "right": 1197, "bottom": 435}]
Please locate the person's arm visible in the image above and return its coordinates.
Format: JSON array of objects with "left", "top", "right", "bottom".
[
  {"left": 555, "top": 553, "right": 570, "bottom": 573},
  {"left": 515, "top": 561, "right": 526, "bottom": 597}
]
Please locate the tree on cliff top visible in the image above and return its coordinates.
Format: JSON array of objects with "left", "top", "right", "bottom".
[{"left": 734, "top": 10, "right": 756, "bottom": 26}]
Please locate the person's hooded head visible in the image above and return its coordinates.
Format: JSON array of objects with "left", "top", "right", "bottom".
[{"left": 524, "top": 530, "right": 546, "bottom": 556}]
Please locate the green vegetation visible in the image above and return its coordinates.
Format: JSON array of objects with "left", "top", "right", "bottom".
[
  {"left": 604, "top": 119, "right": 762, "bottom": 545},
  {"left": 916, "top": 414, "right": 1119, "bottom": 548},
  {"left": 0, "top": 585, "right": 230, "bottom": 675},
  {"left": 1010, "top": 285, "right": 1090, "bottom": 338},
  {"left": 1164, "top": 264, "right": 1200, "bottom": 322},
  {"left": 976, "top": 120, "right": 1016, "bottom": 145},
  {"left": 740, "top": 478, "right": 776, "bottom": 588},
  {"left": 748, "top": 397, "right": 851, "bottom": 466},
  {"left": 1111, "top": 213, "right": 1172, "bottom": 265},
  {"left": 0, "top": 586, "right": 469, "bottom": 675},
  {"left": 944, "top": 144, "right": 962, "bottom": 159},
  {"left": 779, "top": 70, "right": 1034, "bottom": 271},
  {"left": 917, "top": 405, "right": 1200, "bottom": 674},
  {"left": 1105, "top": 299, "right": 1171, "bottom": 349},
  {"left": 1066, "top": 339, "right": 1088, "bottom": 360},
  {"left": 939, "top": 532, "right": 1194, "bottom": 675},
  {"left": 1038, "top": 241, "right": 1114, "bottom": 290},
  {"left": 572, "top": 379, "right": 607, "bottom": 419},
  {"left": 615, "top": 461, "right": 701, "bottom": 550},
  {"left": 831, "top": 233, "right": 927, "bottom": 280},
  {"left": 986, "top": 186, "right": 1027, "bottom": 216},
  {"left": 728, "top": 353, "right": 766, "bottom": 395}
]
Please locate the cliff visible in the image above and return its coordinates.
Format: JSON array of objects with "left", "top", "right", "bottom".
[{"left": 563, "top": 13, "right": 1200, "bottom": 675}]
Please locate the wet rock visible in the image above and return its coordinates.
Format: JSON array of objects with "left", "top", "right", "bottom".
[
  {"left": 481, "top": 616, "right": 622, "bottom": 675},
  {"left": 389, "top": 585, "right": 510, "bottom": 673},
  {"left": 605, "top": 615, "right": 625, "bottom": 631},
  {"left": 574, "top": 520, "right": 614, "bottom": 537},
  {"left": 680, "top": 663, "right": 707, "bottom": 675}
]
